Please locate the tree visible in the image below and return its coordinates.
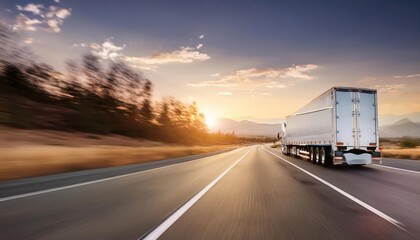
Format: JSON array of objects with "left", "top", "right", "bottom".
[
  {"left": 158, "top": 102, "right": 171, "bottom": 126},
  {"left": 139, "top": 98, "right": 154, "bottom": 122},
  {"left": 105, "top": 61, "right": 150, "bottom": 113},
  {"left": 0, "top": 22, "right": 32, "bottom": 71},
  {"left": 82, "top": 53, "right": 104, "bottom": 97},
  {"left": 187, "top": 101, "right": 207, "bottom": 131},
  {"left": 63, "top": 60, "right": 84, "bottom": 102}
]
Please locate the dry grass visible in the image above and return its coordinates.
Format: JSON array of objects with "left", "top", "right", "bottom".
[
  {"left": 379, "top": 137, "right": 420, "bottom": 160},
  {"left": 381, "top": 148, "right": 420, "bottom": 160},
  {"left": 0, "top": 127, "right": 236, "bottom": 180},
  {"left": 0, "top": 145, "right": 234, "bottom": 180}
]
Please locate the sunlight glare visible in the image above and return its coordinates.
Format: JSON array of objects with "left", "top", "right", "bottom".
[{"left": 205, "top": 113, "right": 217, "bottom": 130}]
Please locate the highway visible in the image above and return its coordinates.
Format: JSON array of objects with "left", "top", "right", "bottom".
[{"left": 0, "top": 145, "right": 419, "bottom": 239}]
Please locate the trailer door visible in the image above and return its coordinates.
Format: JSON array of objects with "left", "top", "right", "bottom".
[
  {"left": 357, "top": 92, "right": 377, "bottom": 147},
  {"left": 335, "top": 91, "right": 355, "bottom": 147}
]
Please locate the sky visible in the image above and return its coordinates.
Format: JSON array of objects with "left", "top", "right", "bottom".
[{"left": 1, "top": 0, "right": 419, "bottom": 123}]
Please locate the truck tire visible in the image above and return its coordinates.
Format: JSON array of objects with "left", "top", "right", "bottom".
[
  {"left": 293, "top": 146, "right": 298, "bottom": 158},
  {"left": 320, "top": 147, "right": 326, "bottom": 166},
  {"left": 315, "top": 147, "right": 320, "bottom": 165},
  {"left": 310, "top": 147, "right": 316, "bottom": 164},
  {"left": 320, "top": 147, "right": 332, "bottom": 167},
  {"left": 285, "top": 146, "right": 290, "bottom": 155}
]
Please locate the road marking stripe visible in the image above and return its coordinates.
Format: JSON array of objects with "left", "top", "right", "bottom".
[
  {"left": 141, "top": 147, "right": 253, "bottom": 240},
  {"left": 0, "top": 148, "right": 243, "bottom": 203},
  {"left": 372, "top": 164, "right": 420, "bottom": 174},
  {"left": 262, "top": 147, "right": 407, "bottom": 231}
]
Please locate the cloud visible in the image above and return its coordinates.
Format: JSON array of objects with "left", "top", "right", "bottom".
[
  {"left": 24, "top": 37, "right": 34, "bottom": 44},
  {"left": 12, "top": 14, "right": 42, "bottom": 31},
  {"left": 266, "top": 84, "right": 286, "bottom": 88},
  {"left": 75, "top": 38, "right": 210, "bottom": 70},
  {"left": 76, "top": 39, "right": 126, "bottom": 61},
  {"left": 375, "top": 84, "right": 405, "bottom": 94},
  {"left": 196, "top": 43, "right": 203, "bottom": 49},
  {"left": 46, "top": 19, "right": 61, "bottom": 32},
  {"left": 216, "top": 92, "right": 233, "bottom": 95},
  {"left": 188, "top": 64, "right": 318, "bottom": 88},
  {"left": 394, "top": 73, "right": 420, "bottom": 78},
  {"left": 46, "top": 6, "right": 71, "bottom": 19},
  {"left": 73, "top": 43, "right": 88, "bottom": 47},
  {"left": 123, "top": 46, "right": 210, "bottom": 70},
  {"left": 199, "top": 34, "right": 204, "bottom": 39},
  {"left": 16, "top": 3, "right": 44, "bottom": 15},
  {"left": 13, "top": 3, "right": 71, "bottom": 33},
  {"left": 55, "top": 0, "right": 61, "bottom": 3},
  {"left": 210, "top": 73, "right": 220, "bottom": 77},
  {"left": 357, "top": 76, "right": 380, "bottom": 84},
  {"left": 90, "top": 43, "right": 101, "bottom": 49}
]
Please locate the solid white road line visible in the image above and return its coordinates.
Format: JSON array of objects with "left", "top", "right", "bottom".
[
  {"left": 0, "top": 148, "right": 243, "bottom": 203},
  {"left": 141, "top": 147, "right": 253, "bottom": 240},
  {"left": 262, "top": 147, "right": 407, "bottom": 231},
  {"left": 372, "top": 164, "right": 420, "bottom": 174}
]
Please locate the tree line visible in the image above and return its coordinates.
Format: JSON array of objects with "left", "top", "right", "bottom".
[{"left": 0, "top": 23, "right": 238, "bottom": 145}]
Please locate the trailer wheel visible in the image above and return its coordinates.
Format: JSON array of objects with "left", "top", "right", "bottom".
[
  {"left": 320, "top": 147, "right": 332, "bottom": 167},
  {"left": 315, "top": 147, "right": 320, "bottom": 165},
  {"left": 310, "top": 147, "right": 316, "bottom": 164},
  {"left": 293, "top": 146, "right": 298, "bottom": 157},
  {"left": 285, "top": 146, "right": 290, "bottom": 155},
  {"left": 320, "top": 147, "right": 326, "bottom": 166}
]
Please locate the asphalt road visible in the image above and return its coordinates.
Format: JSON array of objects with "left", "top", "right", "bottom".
[{"left": 0, "top": 145, "right": 419, "bottom": 239}]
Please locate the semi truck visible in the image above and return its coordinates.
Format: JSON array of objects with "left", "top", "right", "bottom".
[{"left": 279, "top": 87, "right": 381, "bottom": 166}]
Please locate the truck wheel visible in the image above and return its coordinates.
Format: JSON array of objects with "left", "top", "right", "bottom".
[
  {"left": 285, "top": 146, "right": 290, "bottom": 155},
  {"left": 321, "top": 147, "right": 332, "bottom": 167},
  {"left": 315, "top": 147, "right": 320, "bottom": 165},
  {"left": 310, "top": 147, "right": 316, "bottom": 164},
  {"left": 320, "top": 147, "right": 326, "bottom": 166}
]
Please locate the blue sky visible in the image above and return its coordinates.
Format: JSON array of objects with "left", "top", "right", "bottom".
[{"left": 1, "top": 0, "right": 419, "bottom": 122}]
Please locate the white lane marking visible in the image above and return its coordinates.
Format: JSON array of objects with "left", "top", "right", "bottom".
[
  {"left": 372, "top": 164, "right": 420, "bottom": 174},
  {"left": 0, "top": 148, "right": 243, "bottom": 203},
  {"left": 262, "top": 147, "right": 407, "bottom": 231},
  {"left": 141, "top": 147, "right": 253, "bottom": 240}
]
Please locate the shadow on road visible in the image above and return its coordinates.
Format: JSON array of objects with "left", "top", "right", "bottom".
[{"left": 330, "top": 165, "right": 379, "bottom": 172}]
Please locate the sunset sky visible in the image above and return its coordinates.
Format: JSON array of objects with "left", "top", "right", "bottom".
[{"left": 1, "top": 0, "right": 419, "bottom": 123}]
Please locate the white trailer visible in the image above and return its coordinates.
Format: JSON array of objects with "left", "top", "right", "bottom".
[{"left": 280, "top": 87, "right": 381, "bottom": 166}]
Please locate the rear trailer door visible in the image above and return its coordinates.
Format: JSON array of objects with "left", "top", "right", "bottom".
[
  {"left": 357, "top": 92, "right": 377, "bottom": 147},
  {"left": 335, "top": 91, "right": 355, "bottom": 146}
]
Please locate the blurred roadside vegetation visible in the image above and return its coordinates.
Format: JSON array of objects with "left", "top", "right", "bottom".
[
  {"left": 380, "top": 137, "right": 420, "bottom": 160},
  {"left": 400, "top": 138, "right": 418, "bottom": 148},
  {"left": 380, "top": 137, "right": 420, "bottom": 149},
  {"left": 0, "top": 23, "right": 271, "bottom": 145}
]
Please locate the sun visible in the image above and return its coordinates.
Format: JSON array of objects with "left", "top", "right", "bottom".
[{"left": 205, "top": 113, "right": 217, "bottom": 130}]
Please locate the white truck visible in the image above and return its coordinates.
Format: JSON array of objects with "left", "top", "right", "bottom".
[{"left": 280, "top": 87, "right": 381, "bottom": 166}]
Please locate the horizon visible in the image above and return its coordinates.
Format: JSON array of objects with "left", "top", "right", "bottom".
[
  {"left": 208, "top": 113, "right": 420, "bottom": 128},
  {"left": 1, "top": 0, "right": 419, "bottom": 122}
]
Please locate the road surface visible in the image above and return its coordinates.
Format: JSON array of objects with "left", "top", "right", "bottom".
[{"left": 0, "top": 145, "right": 419, "bottom": 239}]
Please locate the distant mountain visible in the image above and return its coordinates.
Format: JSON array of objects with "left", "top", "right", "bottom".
[
  {"left": 379, "top": 112, "right": 420, "bottom": 126},
  {"left": 213, "top": 117, "right": 420, "bottom": 138},
  {"left": 379, "top": 118, "right": 420, "bottom": 138},
  {"left": 210, "top": 118, "right": 282, "bottom": 137},
  {"left": 392, "top": 118, "right": 413, "bottom": 125}
]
